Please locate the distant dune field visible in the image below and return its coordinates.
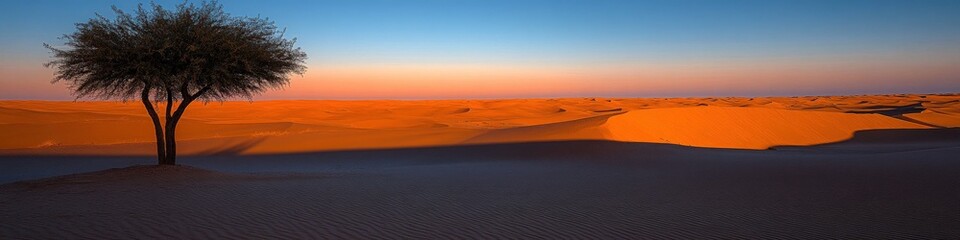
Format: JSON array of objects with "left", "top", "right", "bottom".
[{"left": 1, "top": 94, "right": 957, "bottom": 155}]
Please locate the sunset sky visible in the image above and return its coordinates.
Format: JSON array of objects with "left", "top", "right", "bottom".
[{"left": 1, "top": 0, "right": 959, "bottom": 100}]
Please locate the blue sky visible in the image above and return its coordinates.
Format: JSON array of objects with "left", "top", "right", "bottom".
[{"left": 2, "top": 0, "right": 959, "bottom": 99}]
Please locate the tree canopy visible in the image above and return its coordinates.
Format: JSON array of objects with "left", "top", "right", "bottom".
[
  {"left": 45, "top": 1, "right": 307, "bottom": 164},
  {"left": 46, "top": 1, "right": 307, "bottom": 102}
]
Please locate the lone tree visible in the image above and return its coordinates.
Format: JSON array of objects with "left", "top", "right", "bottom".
[{"left": 46, "top": 1, "right": 307, "bottom": 165}]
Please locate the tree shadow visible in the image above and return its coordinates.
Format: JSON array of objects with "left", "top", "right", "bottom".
[{"left": 192, "top": 137, "right": 268, "bottom": 156}]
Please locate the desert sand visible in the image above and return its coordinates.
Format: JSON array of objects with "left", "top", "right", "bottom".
[
  {"left": 1, "top": 94, "right": 957, "bottom": 154},
  {"left": 1, "top": 94, "right": 960, "bottom": 238}
]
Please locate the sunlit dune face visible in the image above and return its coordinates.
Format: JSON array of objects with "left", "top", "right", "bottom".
[{"left": 0, "top": 94, "right": 957, "bottom": 155}]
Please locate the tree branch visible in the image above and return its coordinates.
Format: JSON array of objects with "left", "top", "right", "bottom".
[
  {"left": 170, "top": 83, "right": 212, "bottom": 127},
  {"left": 191, "top": 84, "right": 213, "bottom": 99}
]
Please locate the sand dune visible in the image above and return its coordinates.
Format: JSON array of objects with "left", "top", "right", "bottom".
[
  {"left": 2, "top": 95, "right": 959, "bottom": 238},
  {"left": 904, "top": 110, "right": 960, "bottom": 128},
  {"left": 467, "top": 106, "right": 930, "bottom": 149},
  {"left": 603, "top": 107, "right": 929, "bottom": 149},
  {"left": 0, "top": 94, "right": 956, "bottom": 155}
]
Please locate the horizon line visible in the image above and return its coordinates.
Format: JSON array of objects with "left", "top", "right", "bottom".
[{"left": 2, "top": 92, "right": 957, "bottom": 102}]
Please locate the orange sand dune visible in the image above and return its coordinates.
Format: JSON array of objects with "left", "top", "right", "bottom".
[
  {"left": 466, "top": 106, "right": 929, "bottom": 149},
  {"left": 604, "top": 107, "right": 928, "bottom": 149},
  {"left": 0, "top": 94, "right": 957, "bottom": 155}
]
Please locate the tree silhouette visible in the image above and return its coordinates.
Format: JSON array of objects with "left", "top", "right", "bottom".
[{"left": 45, "top": 1, "right": 307, "bottom": 165}]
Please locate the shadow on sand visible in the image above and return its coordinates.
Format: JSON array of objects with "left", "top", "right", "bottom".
[
  {"left": 1, "top": 127, "right": 957, "bottom": 183},
  {"left": 1, "top": 128, "right": 959, "bottom": 238}
]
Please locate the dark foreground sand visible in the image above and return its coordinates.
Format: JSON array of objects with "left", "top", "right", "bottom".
[{"left": 1, "top": 129, "right": 959, "bottom": 239}]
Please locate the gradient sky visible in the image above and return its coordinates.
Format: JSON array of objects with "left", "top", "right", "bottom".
[{"left": 2, "top": 0, "right": 959, "bottom": 100}]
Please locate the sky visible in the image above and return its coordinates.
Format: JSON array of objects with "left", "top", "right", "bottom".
[{"left": 1, "top": 0, "right": 959, "bottom": 100}]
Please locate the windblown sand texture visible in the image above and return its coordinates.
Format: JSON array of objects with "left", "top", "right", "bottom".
[{"left": 1, "top": 94, "right": 956, "bottom": 154}]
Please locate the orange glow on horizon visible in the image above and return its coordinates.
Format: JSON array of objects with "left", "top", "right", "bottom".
[
  {"left": 260, "top": 58, "right": 960, "bottom": 99},
  {"left": 2, "top": 56, "right": 958, "bottom": 100}
]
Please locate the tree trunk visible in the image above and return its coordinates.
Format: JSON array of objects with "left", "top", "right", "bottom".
[
  {"left": 140, "top": 86, "right": 166, "bottom": 164},
  {"left": 161, "top": 84, "right": 210, "bottom": 165},
  {"left": 163, "top": 87, "right": 175, "bottom": 165},
  {"left": 164, "top": 119, "right": 178, "bottom": 165},
  {"left": 164, "top": 98, "right": 196, "bottom": 165}
]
